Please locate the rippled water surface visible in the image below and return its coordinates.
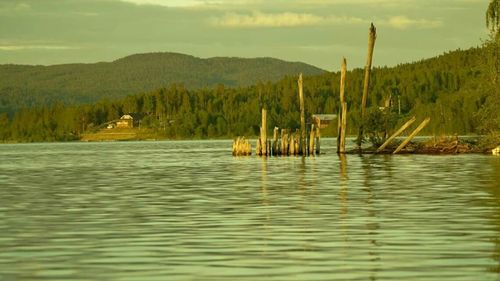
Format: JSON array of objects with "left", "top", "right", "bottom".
[{"left": 0, "top": 140, "right": 499, "bottom": 280}]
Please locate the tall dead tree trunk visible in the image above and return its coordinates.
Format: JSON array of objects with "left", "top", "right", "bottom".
[
  {"left": 357, "top": 23, "right": 377, "bottom": 148},
  {"left": 337, "top": 57, "right": 348, "bottom": 154},
  {"left": 298, "top": 73, "right": 306, "bottom": 155}
]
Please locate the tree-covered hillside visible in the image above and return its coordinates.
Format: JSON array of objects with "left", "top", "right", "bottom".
[
  {"left": 0, "top": 52, "right": 325, "bottom": 113},
  {"left": 0, "top": 45, "right": 497, "bottom": 143}
]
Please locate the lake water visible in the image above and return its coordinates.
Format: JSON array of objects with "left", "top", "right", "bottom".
[{"left": 0, "top": 139, "right": 499, "bottom": 281}]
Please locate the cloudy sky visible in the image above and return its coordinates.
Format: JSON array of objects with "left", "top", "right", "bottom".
[{"left": 0, "top": 0, "right": 491, "bottom": 70}]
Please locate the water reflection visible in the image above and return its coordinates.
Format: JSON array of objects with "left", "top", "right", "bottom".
[
  {"left": 0, "top": 141, "right": 499, "bottom": 281},
  {"left": 486, "top": 157, "right": 500, "bottom": 274},
  {"left": 339, "top": 154, "right": 348, "bottom": 219},
  {"left": 360, "top": 155, "right": 381, "bottom": 281}
]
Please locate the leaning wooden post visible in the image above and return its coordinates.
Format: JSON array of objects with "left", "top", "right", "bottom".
[
  {"left": 261, "top": 108, "right": 268, "bottom": 156},
  {"left": 315, "top": 122, "right": 321, "bottom": 155},
  {"left": 357, "top": 23, "right": 377, "bottom": 148},
  {"left": 393, "top": 117, "right": 431, "bottom": 154},
  {"left": 376, "top": 116, "right": 416, "bottom": 153},
  {"left": 337, "top": 57, "right": 348, "bottom": 154},
  {"left": 298, "top": 73, "right": 306, "bottom": 155}
]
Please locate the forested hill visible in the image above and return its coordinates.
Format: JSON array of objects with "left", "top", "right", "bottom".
[{"left": 0, "top": 52, "right": 325, "bottom": 112}]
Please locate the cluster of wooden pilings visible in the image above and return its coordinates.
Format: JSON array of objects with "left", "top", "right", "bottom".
[
  {"left": 233, "top": 72, "right": 321, "bottom": 157},
  {"left": 255, "top": 110, "right": 321, "bottom": 157},
  {"left": 254, "top": 72, "right": 320, "bottom": 157}
]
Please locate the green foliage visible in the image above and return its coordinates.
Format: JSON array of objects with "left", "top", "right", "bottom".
[
  {"left": 477, "top": 1, "right": 500, "bottom": 138},
  {"left": 363, "top": 107, "right": 399, "bottom": 147},
  {"left": 486, "top": 0, "right": 500, "bottom": 35}
]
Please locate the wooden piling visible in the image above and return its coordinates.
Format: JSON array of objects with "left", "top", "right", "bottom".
[
  {"left": 281, "top": 129, "right": 287, "bottom": 155},
  {"left": 340, "top": 102, "right": 347, "bottom": 153},
  {"left": 272, "top": 127, "right": 278, "bottom": 156},
  {"left": 357, "top": 23, "right": 377, "bottom": 147},
  {"left": 255, "top": 137, "right": 262, "bottom": 156},
  {"left": 260, "top": 108, "right": 268, "bottom": 156},
  {"left": 309, "top": 124, "right": 315, "bottom": 156},
  {"left": 295, "top": 130, "right": 300, "bottom": 154},
  {"left": 337, "top": 57, "right": 348, "bottom": 154},
  {"left": 393, "top": 117, "right": 431, "bottom": 154},
  {"left": 376, "top": 116, "right": 416, "bottom": 153},
  {"left": 298, "top": 73, "right": 306, "bottom": 155}
]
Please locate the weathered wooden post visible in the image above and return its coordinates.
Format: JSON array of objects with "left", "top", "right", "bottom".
[
  {"left": 298, "top": 73, "right": 306, "bottom": 155},
  {"left": 376, "top": 116, "right": 416, "bottom": 153},
  {"left": 260, "top": 108, "right": 268, "bottom": 156},
  {"left": 337, "top": 57, "right": 348, "bottom": 154},
  {"left": 281, "top": 129, "right": 287, "bottom": 155},
  {"left": 256, "top": 138, "right": 261, "bottom": 155},
  {"left": 246, "top": 138, "right": 252, "bottom": 155},
  {"left": 290, "top": 132, "right": 295, "bottom": 155},
  {"left": 309, "top": 124, "right": 315, "bottom": 156},
  {"left": 357, "top": 23, "right": 377, "bottom": 148},
  {"left": 340, "top": 103, "right": 347, "bottom": 153},
  {"left": 393, "top": 117, "right": 431, "bottom": 154},
  {"left": 295, "top": 129, "right": 300, "bottom": 154}
]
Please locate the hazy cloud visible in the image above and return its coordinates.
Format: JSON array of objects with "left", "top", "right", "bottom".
[
  {"left": 212, "top": 12, "right": 367, "bottom": 28},
  {"left": 117, "top": 0, "right": 251, "bottom": 7},
  {"left": 0, "top": 45, "right": 79, "bottom": 51},
  {"left": 383, "top": 16, "right": 443, "bottom": 29},
  {"left": 212, "top": 12, "right": 323, "bottom": 27},
  {"left": 16, "top": 2, "right": 31, "bottom": 10}
]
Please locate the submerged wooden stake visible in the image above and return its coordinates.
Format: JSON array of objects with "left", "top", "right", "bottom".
[
  {"left": 357, "top": 23, "right": 377, "bottom": 147},
  {"left": 376, "top": 116, "right": 416, "bottom": 153},
  {"left": 393, "top": 117, "right": 431, "bottom": 154},
  {"left": 298, "top": 73, "right": 306, "bottom": 155}
]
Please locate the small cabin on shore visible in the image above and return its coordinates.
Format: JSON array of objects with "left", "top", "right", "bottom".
[{"left": 116, "top": 114, "right": 134, "bottom": 128}]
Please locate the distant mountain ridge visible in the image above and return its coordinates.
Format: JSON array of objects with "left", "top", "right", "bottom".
[{"left": 0, "top": 52, "right": 325, "bottom": 113}]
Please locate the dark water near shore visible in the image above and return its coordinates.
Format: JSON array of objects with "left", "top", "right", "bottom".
[{"left": 0, "top": 140, "right": 499, "bottom": 281}]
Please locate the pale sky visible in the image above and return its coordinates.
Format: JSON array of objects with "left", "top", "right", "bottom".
[{"left": 0, "top": 0, "right": 491, "bottom": 70}]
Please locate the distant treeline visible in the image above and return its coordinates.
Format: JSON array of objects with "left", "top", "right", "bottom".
[{"left": 0, "top": 46, "right": 498, "bottom": 142}]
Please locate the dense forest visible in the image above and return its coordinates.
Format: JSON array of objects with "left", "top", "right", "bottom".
[
  {"left": 0, "top": 44, "right": 498, "bottom": 143},
  {"left": 0, "top": 52, "right": 324, "bottom": 114}
]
